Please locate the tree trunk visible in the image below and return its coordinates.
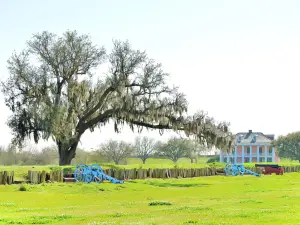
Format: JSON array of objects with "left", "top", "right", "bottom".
[
  {"left": 142, "top": 158, "right": 146, "bottom": 164},
  {"left": 57, "top": 139, "right": 80, "bottom": 166},
  {"left": 194, "top": 157, "right": 198, "bottom": 163}
]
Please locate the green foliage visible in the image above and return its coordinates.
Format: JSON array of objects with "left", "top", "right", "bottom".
[
  {"left": 62, "top": 167, "right": 74, "bottom": 175},
  {"left": 273, "top": 131, "right": 300, "bottom": 162},
  {"left": 149, "top": 200, "right": 172, "bottom": 206},
  {"left": 206, "top": 155, "right": 219, "bottom": 163},
  {"left": 206, "top": 162, "right": 225, "bottom": 168},
  {"left": 19, "top": 185, "right": 27, "bottom": 192}
]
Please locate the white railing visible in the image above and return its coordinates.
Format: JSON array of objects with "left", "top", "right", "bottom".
[{"left": 224, "top": 154, "right": 273, "bottom": 158}]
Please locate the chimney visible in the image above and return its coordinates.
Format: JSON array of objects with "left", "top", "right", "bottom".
[{"left": 249, "top": 130, "right": 252, "bottom": 134}]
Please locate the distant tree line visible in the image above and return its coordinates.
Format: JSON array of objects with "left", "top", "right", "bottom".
[
  {"left": 272, "top": 131, "right": 300, "bottom": 162},
  {"left": 0, "top": 136, "right": 211, "bottom": 165},
  {"left": 0, "top": 144, "right": 58, "bottom": 165}
]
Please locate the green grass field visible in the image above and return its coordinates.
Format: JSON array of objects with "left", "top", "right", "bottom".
[{"left": 1, "top": 173, "right": 300, "bottom": 225}]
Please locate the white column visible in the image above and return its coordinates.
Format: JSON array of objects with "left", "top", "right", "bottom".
[
  {"left": 242, "top": 146, "right": 244, "bottom": 163},
  {"left": 249, "top": 145, "right": 252, "bottom": 162},
  {"left": 256, "top": 146, "right": 259, "bottom": 162},
  {"left": 234, "top": 146, "right": 237, "bottom": 163},
  {"left": 272, "top": 147, "right": 275, "bottom": 162},
  {"left": 264, "top": 145, "right": 267, "bottom": 162},
  {"left": 220, "top": 151, "right": 223, "bottom": 162}
]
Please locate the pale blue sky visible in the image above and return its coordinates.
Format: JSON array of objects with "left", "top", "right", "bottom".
[{"left": 1, "top": 0, "right": 300, "bottom": 150}]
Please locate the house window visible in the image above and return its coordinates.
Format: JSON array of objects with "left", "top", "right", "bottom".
[
  {"left": 269, "top": 147, "right": 272, "bottom": 154},
  {"left": 259, "top": 157, "right": 264, "bottom": 162},
  {"left": 247, "top": 147, "right": 250, "bottom": 154},
  {"left": 259, "top": 147, "right": 263, "bottom": 154},
  {"left": 244, "top": 157, "right": 250, "bottom": 163},
  {"left": 267, "top": 157, "right": 272, "bottom": 162}
]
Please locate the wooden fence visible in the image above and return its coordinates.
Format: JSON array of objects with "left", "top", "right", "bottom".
[
  {"left": 1, "top": 165, "right": 300, "bottom": 185},
  {"left": 0, "top": 171, "right": 14, "bottom": 185},
  {"left": 102, "top": 167, "right": 263, "bottom": 180},
  {"left": 27, "top": 170, "right": 63, "bottom": 184},
  {"left": 110, "top": 165, "right": 300, "bottom": 179}
]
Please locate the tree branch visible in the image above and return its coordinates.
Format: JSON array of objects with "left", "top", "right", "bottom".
[
  {"left": 83, "top": 109, "right": 114, "bottom": 130},
  {"left": 81, "top": 86, "right": 114, "bottom": 122},
  {"left": 129, "top": 120, "right": 173, "bottom": 130}
]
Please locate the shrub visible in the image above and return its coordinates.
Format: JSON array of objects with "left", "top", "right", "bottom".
[
  {"left": 149, "top": 201, "right": 172, "bottom": 206},
  {"left": 62, "top": 167, "right": 74, "bottom": 176},
  {"left": 19, "top": 185, "right": 27, "bottom": 191},
  {"left": 206, "top": 156, "right": 219, "bottom": 163}
]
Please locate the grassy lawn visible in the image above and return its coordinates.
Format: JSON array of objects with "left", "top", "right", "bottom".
[{"left": 1, "top": 173, "right": 300, "bottom": 224}]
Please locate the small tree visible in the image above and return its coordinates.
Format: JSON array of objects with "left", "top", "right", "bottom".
[
  {"left": 134, "top": 136, "right": 156, "bottom": 164},
  {"left": 158, "top": 137, "right": 189, "bottom": 163},
  {"left": 273, "top": 131, "right": 300, "bottom": 162},
  {"left": 99, "top": 140, "right": 133, "bottom": 165},
  {"left": 184, "top": 139, "right": 207, "bottom": 163}
]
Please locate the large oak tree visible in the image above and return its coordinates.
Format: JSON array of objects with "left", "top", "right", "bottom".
[{"left": 1, "top": 30, "right": 233, "bottom": 165}]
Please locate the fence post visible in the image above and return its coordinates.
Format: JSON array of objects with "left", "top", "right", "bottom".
[{"left": 0, "top": 171, "right": 3, "bottom": 184}]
